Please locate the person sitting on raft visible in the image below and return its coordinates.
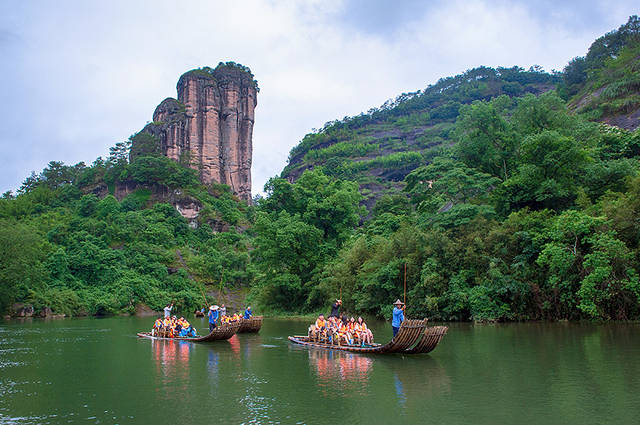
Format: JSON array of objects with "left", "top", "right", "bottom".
[
  {"left": 163, "top": 317, "right": 172, "bottom": 335},
  {"left": 392, "top": 299, "right": 405, "bottom": 337},
  {"left": 322, "top": 315, "right": 350, "bottom": 345},
  {"left": 152, "top": 318, "right": 164, "bottom": 337},
  {"left": 244, "top": 306, "right": 253, "bottom": 319},
  {"left": 177, "top": 317, "right": 197, "bottom": 337},
  {"left": 309, "top": 314, "right": 327, "bottom": 341},
  {"left": 220, "top": 313, "right": 242, "bottom": 325},
  {"left": 177, "top": 317, "right": 193, "bottom": 333},
  {"left": 357, "top": 317, "right": 373, "bottom": 344},
  {"left": 338, "top": 317, "right": 353, "bottom": 345}
]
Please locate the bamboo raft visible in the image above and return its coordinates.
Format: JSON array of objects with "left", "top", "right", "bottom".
[
  {"left": 288, "top": 319, "right": 447, "bottom": 354},
  {"left": 137, "top": 321, "right": 240, "bottom": 342},
  {"left": 237, "top": 316, "right": 263, "bottom": 333}
]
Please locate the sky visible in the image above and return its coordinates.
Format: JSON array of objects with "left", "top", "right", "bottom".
[{"left": 0, "top": 0, "right": 637, "bottom": 196}]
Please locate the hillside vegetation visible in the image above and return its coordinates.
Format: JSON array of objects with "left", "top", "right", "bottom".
[
  {"left": 2, "top": 17, "right": 640, "bottom": 322},
  {"left": 283, "top": 66, "right": 558, "bottom": 210},
  {"left": 0, "top": 148, "right": 253, "bottom": 316},
  {"left": 560, "top": 15, "right": 640, "bottom": 128},
  {"left": 262, "top": 16, "right": 640, "bottom": 320}
]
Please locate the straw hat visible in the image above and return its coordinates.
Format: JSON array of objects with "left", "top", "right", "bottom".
[
  {"left": 393, "top": 299, "right": 405, "bottom": 306},
  {"left": 210, "top": 305, "right": 219, "bottom": 311}
]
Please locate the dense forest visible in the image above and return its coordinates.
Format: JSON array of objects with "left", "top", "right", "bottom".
[
  {"left": 0, "top": 148, "right": 254, "bottom": 316},
  {"left": 2, "top": 16, "right": 640, "bottom": 321}
]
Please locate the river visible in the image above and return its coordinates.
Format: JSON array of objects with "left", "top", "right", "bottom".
[{"left": 0, "top": 317, "right": 639, "bottom": 424}]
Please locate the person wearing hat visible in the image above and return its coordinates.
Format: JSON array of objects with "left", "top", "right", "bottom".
[
  {"left": 329, "top": 299, "right": 342, "bottom": 318},
  {"left": 208, "top": 305, "right": 219, "bottom": 333},
  {"left": 392, "top": 299, "right": 405, "bottom": 337}
]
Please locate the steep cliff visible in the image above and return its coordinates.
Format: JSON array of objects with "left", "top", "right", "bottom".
[{"left": 137, "top": 63, "right": 258, "bottom": 202}]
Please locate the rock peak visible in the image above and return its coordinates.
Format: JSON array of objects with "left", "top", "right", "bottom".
[{"left": 136, "top": 62, "right": 258, "bottom": 202}]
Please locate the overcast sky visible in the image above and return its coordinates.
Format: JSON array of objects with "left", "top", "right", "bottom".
[{"left": 0, "top": 0, "right": 637, "bottom": 195}]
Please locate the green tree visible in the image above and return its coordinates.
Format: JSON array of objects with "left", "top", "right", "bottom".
[
  {"left": 498, "top": 130, "right": 591, "bottom": 212},
  {"left": 455, "top": 98, "right": 516, "bottom": 180},
  {"left": 252, "top": 170, "right": 362, "bottom": 311},
  {"left": 0, "top": 221, "right": 48, "bottom": 312}
]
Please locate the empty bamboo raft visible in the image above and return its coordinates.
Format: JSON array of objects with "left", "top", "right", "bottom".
[
  {"left": 288, "top": 319, "right": 447, "bottom": 354},
  {"left": 238, "top": 316, "right": 263, "bottom": 333},
  {"left": 137, "top": 321, "right": 240, "bottom": 342}
]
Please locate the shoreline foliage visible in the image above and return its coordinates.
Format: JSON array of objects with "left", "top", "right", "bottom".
[{"left": 2, "top": 18, "right": 640, "bottom": 321}]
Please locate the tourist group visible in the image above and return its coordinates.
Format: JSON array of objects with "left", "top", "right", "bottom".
[
  {"left": 152, "top": 314, "right": 197, "bottom": 338},
  {"left": 307, "top": 299, "right": 405, "bottom": 346},
  {"left": 149, "top": 302, "right": 253, "bottom": 337}
]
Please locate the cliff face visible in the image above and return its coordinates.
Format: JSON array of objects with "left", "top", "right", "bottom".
[{"left": 138, "top": 64, "right": 257, "bottom": 202}]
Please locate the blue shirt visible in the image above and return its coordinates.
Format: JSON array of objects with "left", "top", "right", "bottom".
[
  {"left": 208, "top": 310, "right": 219, "bottom": 324},
  {"left": 243, "top": 309, "right": 252, "bottom": 319},
  {"left": 392, "top": 307, "right": 404, "bottom": 328}
]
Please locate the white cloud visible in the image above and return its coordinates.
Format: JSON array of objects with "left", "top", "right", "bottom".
[{"left": 0, "top": 0, "right": 637, "bottom": 195}]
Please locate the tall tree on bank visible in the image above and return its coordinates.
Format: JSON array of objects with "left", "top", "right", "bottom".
[{"left": 251, "top": 170, "right": 363, "bottom": 311}]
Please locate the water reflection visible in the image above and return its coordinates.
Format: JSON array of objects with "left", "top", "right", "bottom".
[
  {"left": 150, "top": 339, "right": 193, "bottom": 396},
  {"left": 208, "top": 349, "right": 219, "bottom": 383},
  {"left": 308, "top": 349, "right": 373, "bottom": 395},
  {"left": 379, "top": 355, "right": 451, "bottom": 407},
  {"left": 394, "top": 373, "right": 407, "bottom": 408},
  {"left": 241, "top": 334, "right": 263, "bottom": 359},
  {"left": 228, "top": 335, "right": 241, "bottom": 358}
]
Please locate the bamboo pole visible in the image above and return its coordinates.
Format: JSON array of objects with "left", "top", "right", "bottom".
[
  {"left": 403, "top": 263, "right": 407, "bottom": 305},
  {"left": 218, "top": 268, "right": 225, "bottom": 303},
  {"left": 199, "top": 285, "right": 208, "bottom": 309}
]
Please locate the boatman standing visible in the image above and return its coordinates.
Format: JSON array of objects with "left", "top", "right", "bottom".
[
  {"left": 164, "top": 302, "right": 174, "bottom": 318},
  {"left": 329, "top": 299, "right": 342, "bottom": 318},
  {"left": 392, "top": 299, "right": 405, "bottom": 337},
  {"left": 243, "top": 306, "right": 253, "bottom": 319},
  {"left": 208, "top": 305, "right": 219, "bottom": 333}
]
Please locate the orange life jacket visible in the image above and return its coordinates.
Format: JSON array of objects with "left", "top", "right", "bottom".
[{"left": 316, "top": 318, "right": 326, "bottom": 328}]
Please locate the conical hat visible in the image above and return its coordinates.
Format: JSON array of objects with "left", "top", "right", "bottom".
[{"left": 393, "top": 299, "right": 404, "bottom": 305}]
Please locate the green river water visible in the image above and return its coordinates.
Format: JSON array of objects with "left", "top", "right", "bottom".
[{"left": 1, "top": 317, "right": 639, "bottom": 424}]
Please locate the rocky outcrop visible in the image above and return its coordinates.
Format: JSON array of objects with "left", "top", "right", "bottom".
[
  {"left": 10, "top": 303, "right": 34, "bottom": 317},
  {"left": 136, "top": 63, "right": 258, "bottom": 202}
]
